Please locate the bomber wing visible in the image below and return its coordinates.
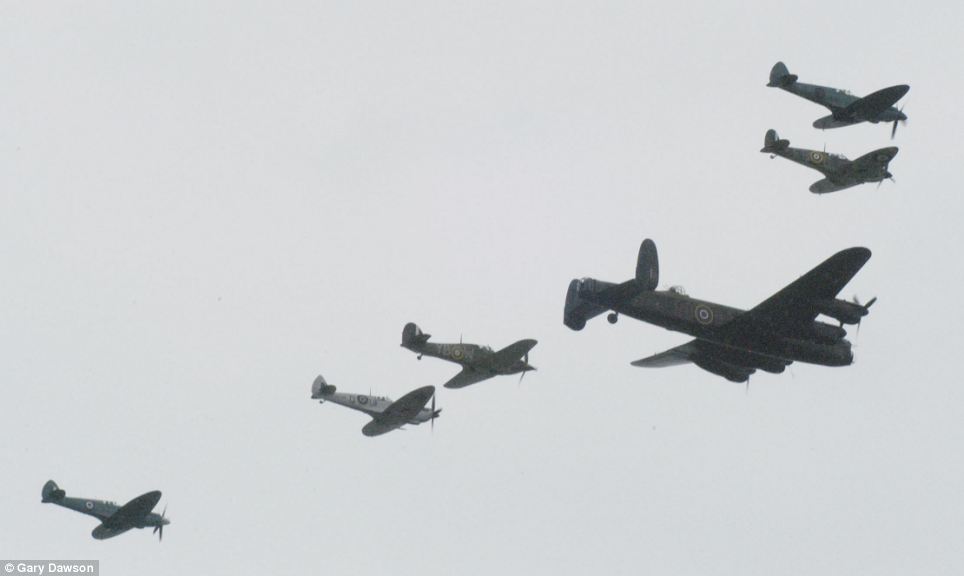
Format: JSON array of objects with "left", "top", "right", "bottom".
[
  {"left": 632, "top": 340, "right": 762, "bottom": 382},
  {"left": 631, "top": 342, "right": 696, "bottom": 367},
  {"left": 489, "top": 339, "right": 538, "bottom": 369},
  {"left": 443, "top": 367, "right": 494, "bottom": 389},
  {"left": 632, "top": 339, "right": 792, "bottom": 382},
  {"left": 717, "top": 247, "right": 871, "bottom": 339}
]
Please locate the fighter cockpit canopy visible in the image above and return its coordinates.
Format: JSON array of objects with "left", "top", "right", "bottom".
[{"left": 669, "top": 285, "right": 687, "bottom": 296}]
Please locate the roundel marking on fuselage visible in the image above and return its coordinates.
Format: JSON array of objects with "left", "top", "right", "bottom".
[
  {"left": 357, "top": 395, "right": 368, "bottom": 405},
  {"left": 809, "top": 151, "right": 825, "bottom": 164},
  {"left": 695, "top": 304, "right": 714, "bottom": 325},
  {"left": 451, "top": 347, "right": 464, "bottom": 360},
  {"left": 86, "top": 501, "right": 94, "bottom": 510}
]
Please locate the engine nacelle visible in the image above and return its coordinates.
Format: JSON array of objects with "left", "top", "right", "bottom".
[
  {"left": 692, "top": 356, "right": 753, "bottom": 383},
  {"left": 814, "top": 299, "right": 870, "bottom": 326},
  {"left": 810, "top": 322, "right": 848, "bottom": 344}
]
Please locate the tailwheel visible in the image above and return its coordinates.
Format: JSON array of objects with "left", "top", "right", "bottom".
[{"left": 607, "top": 312, "right": 618, "bottom": 324}]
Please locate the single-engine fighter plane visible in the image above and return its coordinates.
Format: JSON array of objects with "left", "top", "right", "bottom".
[
  {"left": 401, "top": 323, "right": 537, "bottom": 388},
  {"left": 41, "top": 480, "right": 169, "bottom": 541},
  {"left": 563, "top": 239, "right": 875, "bottom": 383},
  {"left": 767, "top": 61, "right": 908, "bottom": 138},
  {"left": 761, "top": 129, "right": 898, "bottom": 194},
  {"left": 311, "top": 375, "right": 440, "bottom": 436}
]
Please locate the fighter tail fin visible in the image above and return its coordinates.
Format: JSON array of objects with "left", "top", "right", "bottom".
[
  {"left": 401, "top": 322, "right": 431, "bottom": 348},
  {"left": 760, "top": 129, "right": 790, "bottom": 154},
  {"left": 42, "top": 480, "right": 66, "bottom": 503},
  {"left": 311, "top": 375, "right": 337, "bottom": 399},
  {"left": 767, "top": 61, "right": 798, "bottom": 87}
]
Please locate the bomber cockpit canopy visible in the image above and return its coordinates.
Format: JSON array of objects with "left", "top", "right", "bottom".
[{"left": 669, "top": 285, "right": 687, "bottom": 296}]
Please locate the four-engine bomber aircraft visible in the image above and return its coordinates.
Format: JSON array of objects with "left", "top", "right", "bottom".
[
  {"left": 761, "top": 129, "right": 898, "bottom": 194},
  {"left": 401, "top": 323, "right": 537, "bottom": 388},
  {"left": 564, "top": 239, "right": 874, "bottom": 383},
  {"left": 41, "top": 480, "right": 169, "bottom": 541},
  {"left": 311, "top": 375, "right": 440, "bottom": 436},
  {"left": 767, "top": 61, "right": 909, "bottom": 138}
]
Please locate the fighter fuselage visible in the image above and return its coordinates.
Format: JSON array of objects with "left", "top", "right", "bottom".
[{"left": 402, "top": 341, "right": 531, "bottom": 375}]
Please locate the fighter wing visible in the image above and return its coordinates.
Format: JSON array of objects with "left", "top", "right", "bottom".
[
  {"left": 489, "top": 339, "right": 538, "bottom": 369},
  {"left": 809, "top": 178, "right": 858, "bottom": 194},
  {"left": 846, "top": 147, "right": 898, "bottom": 180},
  {"left": 362, "top": 386, "right": 435, "bottom": 436},
  {"left": 361, "top": 419, "right": 402, "bottom": 437},
  {"left": 101, "top": 491, "right": 161, "bottom": 530},
  {"left": 443, "top": 367, "right": 493, "bottom": 389},
  {"left": 839, "top": 85, "right": 909, "bottom": 121},
  {"left": 718, "top": 247, "right": 871, "bottom": 338}
]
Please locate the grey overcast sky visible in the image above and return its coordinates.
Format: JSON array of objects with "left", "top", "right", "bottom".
[{"left": 2, "top": 1, "right": 963, "bottom": 575}]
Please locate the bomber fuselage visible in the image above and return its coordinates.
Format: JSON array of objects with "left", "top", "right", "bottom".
[{"left": 590, "top": 285, "right": 853, "bottom": 367}]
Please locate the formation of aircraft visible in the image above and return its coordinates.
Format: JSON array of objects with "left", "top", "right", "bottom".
[
  {"left": 400, "top": 323, "right": 537, "bottom": 388},
  {"left": 564, "top": 239, "right": 874, "bottom": 383},
  {"left": 41, "top": 480, "right": 169, "bottom": 541},
  {"left": 761, "top": 129, "right": 898, "bottom": 193},
  {"left": 767, "top": 61, "right": 909, "bottom": 138},
  {"left": 311, "top": 375, "right": 440, "bottom": 436},
  {"left": 41, "top": 62, "right": 905, "bottom": 540}
]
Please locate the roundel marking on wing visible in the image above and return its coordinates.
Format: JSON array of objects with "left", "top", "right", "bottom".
[
  {"left": 877, "top": 153, "right": 890, "bottom": 162},
  {"left": 810, "top": 151, "right": 825, "bottom": 164},
  {"left": 695, "top": 304, "right": 714, "bottom": 325}
]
